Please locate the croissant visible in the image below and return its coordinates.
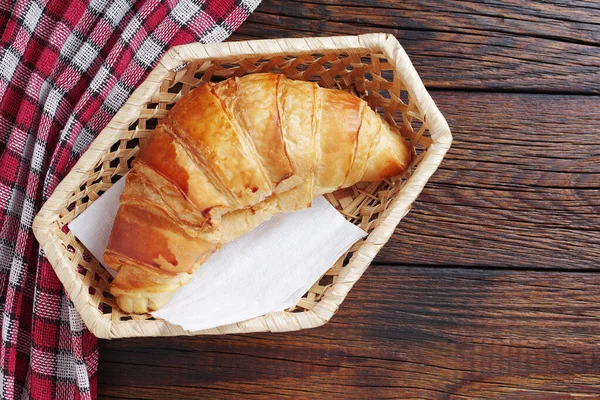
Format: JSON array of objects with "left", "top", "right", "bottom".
[{"left": 105, "top": 73, "right": 410, "bottom": 313}]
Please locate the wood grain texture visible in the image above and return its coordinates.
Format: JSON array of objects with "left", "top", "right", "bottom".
[
  {"left": 230, "top": 0, "right": 600, "bottom": 94},
  {"left": 98, "top": 1, "right": 600, "bottom": 398},
  {"left": 376, "top": 91, "right": 600, "bottom": 270},
  {"left": 99, "top": 266, "right": 600, "bottom": 399}
]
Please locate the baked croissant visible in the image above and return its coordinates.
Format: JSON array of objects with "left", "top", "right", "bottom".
[{"left": 105, "top": 73, "right": 410, "bottom": 313}]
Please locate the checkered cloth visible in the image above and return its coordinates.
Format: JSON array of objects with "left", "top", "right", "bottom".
[{"left": 0, "top": 0, "right": 260, "bottom": 398}]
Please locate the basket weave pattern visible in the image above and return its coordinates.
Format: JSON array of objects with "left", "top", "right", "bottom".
[{"left": 33, "top": 34, "right": 451, "bottom": 339}]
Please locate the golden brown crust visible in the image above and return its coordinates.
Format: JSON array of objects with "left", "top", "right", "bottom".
[
  {"left": 313, "top": 87, "right": 363, "bottom": 194},
  {"left": 343, "top": 105, "right": 381, "bottom": 187},
  {"left": 136, "top": 124, "right": 234, "bottom": 227},
  {"left": 276, "top": 78, "right": 318, "bottom": 210},
  {"left": 166, "top": 82, "right": 272, "bottom": 207},
  {"left": 213, "top": 74, "right": 295, "bottom": 191},
  {"left": 106, "top": 204, "right": 217, "bottom": 275},
  {"left": 361, "top": 117, "right": 411, "bottom": 181},
  {"left": 105, "top": 73, "right": 410, "bottom": 313}
]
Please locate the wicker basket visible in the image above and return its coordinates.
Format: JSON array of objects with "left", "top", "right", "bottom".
[{"left": 32, "top": 33, "right": 451, "bottom": 339}]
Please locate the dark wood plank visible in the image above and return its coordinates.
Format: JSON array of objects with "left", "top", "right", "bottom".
[
  {"left": 100, "top": 3, "right": 600, "bottom": 398},
  {"left": 375, "top": 91, "right": 600, "bottom": 270},
  {"left": 230, "top": 0, "right": 600, "bottom": 94},
  {"left": 99, "top": 265, "right": 600, "bottom": 399}
]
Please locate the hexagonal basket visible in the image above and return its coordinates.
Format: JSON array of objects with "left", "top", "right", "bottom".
[{"left": 32, "top": 33, "right": 451, "bottom": 339}]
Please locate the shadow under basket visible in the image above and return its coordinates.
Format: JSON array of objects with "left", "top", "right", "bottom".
[{"left": 33, "top": 33, "right": 451, "bottom": 339}]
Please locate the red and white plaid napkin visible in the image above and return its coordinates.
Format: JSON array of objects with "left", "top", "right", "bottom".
[{"left": 0, "top": 0, "right": 260, "bottom": 398}]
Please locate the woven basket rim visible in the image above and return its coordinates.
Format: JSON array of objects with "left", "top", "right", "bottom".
[{"left": 33, "top": 33, "right": 451, "bottom": 339}]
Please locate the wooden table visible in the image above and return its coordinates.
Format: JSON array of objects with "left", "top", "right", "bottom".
[{"left": 98, "top": 2, "right": 600, "bottom": 398}]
